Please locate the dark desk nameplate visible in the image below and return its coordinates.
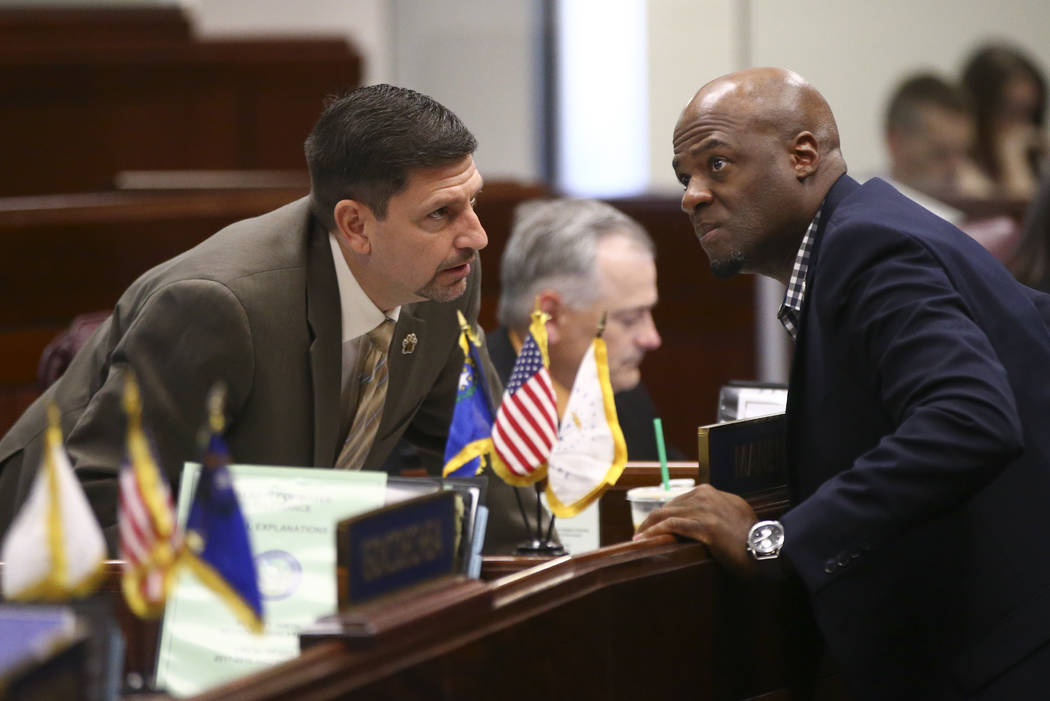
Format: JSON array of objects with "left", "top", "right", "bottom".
[{"left": 335, "top": 490, "right": 460, "bottom": 610}]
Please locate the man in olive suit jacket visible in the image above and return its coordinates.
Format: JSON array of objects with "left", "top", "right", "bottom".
[{"left": 0, "top": 85, "right": 539, "bottom": 553}]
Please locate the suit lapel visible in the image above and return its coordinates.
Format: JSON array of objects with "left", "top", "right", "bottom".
[
  {"left": 785, "top": 174, "right": 859, "bottom": 499},
  {"left": 306, "top": 222, "right": 343, "bottom": 467}
]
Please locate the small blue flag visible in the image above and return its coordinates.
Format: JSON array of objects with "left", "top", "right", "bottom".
[
  {"left": 443, "top": 312, "right": 496, "bottom": 478},
  {"left": 183, "top": 386, "right": 263, "bottom": 633}
]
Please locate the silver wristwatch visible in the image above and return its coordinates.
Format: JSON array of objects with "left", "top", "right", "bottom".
[{"left": 746, "top": 520, "right": 785, "bottom": 561}]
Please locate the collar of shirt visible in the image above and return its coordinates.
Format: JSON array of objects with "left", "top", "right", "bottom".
[
  {"left": 777, "top": 205, "right": 823, "bottom": 341},
  {"left": 327, "top": 232, "right": 400, "bottom": 342}
]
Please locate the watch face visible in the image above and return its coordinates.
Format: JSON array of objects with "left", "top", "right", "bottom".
[{"left": 748, "top": 521, "right": 784, "bottom": 557}]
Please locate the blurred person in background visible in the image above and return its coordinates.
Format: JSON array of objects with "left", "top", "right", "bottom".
[
  {"left": 962, "top": 43, "right": 1048, "bottom": 200},
  {"left": 494, "top": 198, "right": 680, "bottom": 461},
  {"left": 884, "top": 73, "right": 981, "bottom": 222},
  {"left": 884, "top": 72, "right": 1019, "bottom": 260}
]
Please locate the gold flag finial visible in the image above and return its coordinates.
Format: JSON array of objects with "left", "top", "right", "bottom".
[
  {"left": 530, "top": 295, "right": 552, "bottom": 326},
  {"left": 207, "top": 382, "right": 227, "bottom": 434},
  {"left": 120, "top": 370, "right": 174, "bottom": 542},
  {"left": 528, "top": 297, "right": 553, "bottom": 368},
  {"left": 45, "top": 398, "right": 61, "bottom": 438},
  {"left": 456, "top": 309, "right": 480, "bottom": 349},
  {"left": 44, "top": 402, "right": 64, "bottom": 459},
  {"left": 46, "top": 402, "right": 62, "bottom": 435},
  {"left": 123, "top": 371, "right": 142, "bottom": 432}
]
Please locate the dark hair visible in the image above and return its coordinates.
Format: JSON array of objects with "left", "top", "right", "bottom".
[
  {"left": 962, "top": 44, "right": 1047, "bottom": 182},
  {"left": 1010, "top": 166, "right": 1050, "bottom": 290},
  {"left": 885, "top": 73, "right": 972, "bottom": 134},
  {"left": 304, "top": 84, "right": 477, "bottom": 230}
]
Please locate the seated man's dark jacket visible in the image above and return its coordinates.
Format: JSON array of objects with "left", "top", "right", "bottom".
[
  {"left": 781, "top": 175, "right": 1050, "bottom": 699},
  {"left": 486, "top": 326, "right": 681, "bottom": 461},
  {"left": 0, "top": 197, "right": 536, "bottom": 553}
]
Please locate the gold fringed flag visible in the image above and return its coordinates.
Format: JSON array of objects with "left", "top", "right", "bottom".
[
  {"left": 0, "top": 404, "right": 106, "bottom": 600},
  {"left": 490, "top": 308, "right": 559, "bottom": 486},
  {"left": 181, "top": 384, "right": 264, "bottom": 633},
  {"left": 545, "top": 316, "right": 627, "bottom": 517},
  {"left": 443, "top": 311, "right": 497, "bottom": 478},
  {"left": 118, "top": 372, "right": 180, "bottom": 618}
]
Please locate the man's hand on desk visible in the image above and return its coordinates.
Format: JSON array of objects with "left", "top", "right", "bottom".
[{"left": 633, "top": 484, "right": 761, "bottom": 579}]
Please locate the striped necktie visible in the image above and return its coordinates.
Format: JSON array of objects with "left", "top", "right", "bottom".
[{"left": 336, "top": 319, "right": 395, "bottom": 469}]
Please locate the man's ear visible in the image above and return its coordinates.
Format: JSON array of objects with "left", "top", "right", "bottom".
[
  {"left": 333, "top": 199, "right": 374, "bottom": 255},
  {"left": 791, "top": 131, "right": 821, "bottom": 180},
  {"left": 536, "top": 290, "right": 563, "bottom": 343}
]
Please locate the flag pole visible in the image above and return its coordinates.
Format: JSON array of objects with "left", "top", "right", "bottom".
[
  {"left": 513, "top": 486, "right": 533, "bottom": 537},
  {"left": 534, "top": 483, "right": 543, "bottom": 541},
  {"left": 515, "top": 481, "right": 564, "bottom": 556},
  {"left": 544, "top": 510, "right": 557, "bottom": 544}
]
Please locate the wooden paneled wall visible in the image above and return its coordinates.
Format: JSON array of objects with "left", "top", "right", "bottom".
[{"left": 0, "top": 7, "right": 361, "bottom": 197}]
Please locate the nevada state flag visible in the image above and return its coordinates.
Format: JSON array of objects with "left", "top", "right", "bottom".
[{"left": 443, "top": 311, "right": 496, "bottom": 478}]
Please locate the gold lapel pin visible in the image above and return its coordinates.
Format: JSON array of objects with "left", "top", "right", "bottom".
[{"left": 401, "top": 332, "right": 418, "bottom": 355}]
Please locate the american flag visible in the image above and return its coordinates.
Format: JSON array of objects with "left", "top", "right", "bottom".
[
  {"left": 118, "top": 373, "right": 181, "bottom": 619},
  {"left": 491, "top": 325, "right": 558, "bottom": 481}
]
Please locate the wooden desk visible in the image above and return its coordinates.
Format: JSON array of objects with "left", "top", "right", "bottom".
[
  {"left": 2, "top": 478, "right": 840, "bottom": 701},
  {"left": 188, "top": 536, "right": 844, "bottom": 701}
]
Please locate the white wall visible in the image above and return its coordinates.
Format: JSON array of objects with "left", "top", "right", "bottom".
[
  {"left": 183, "top": 0, "right": 392, "bottom": 87},
  {"left": 646, "top": 0, "right": 736, "bottom": 193},
  {"left": 389, "top": 0, "right": 542, "bottom": 182}
]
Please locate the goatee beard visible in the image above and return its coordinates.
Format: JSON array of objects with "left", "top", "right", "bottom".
[{"left": 709, "top": 251, "right": 744, "bottom": 279}]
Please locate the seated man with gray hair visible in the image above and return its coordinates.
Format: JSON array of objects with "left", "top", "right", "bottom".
[{"left": 491, "top": 198, "right": 680, "bottom": 460}]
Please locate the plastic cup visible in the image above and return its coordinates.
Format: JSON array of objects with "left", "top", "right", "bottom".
[{"left": 626, "top": 478, "right": 696, "bottom": 530}]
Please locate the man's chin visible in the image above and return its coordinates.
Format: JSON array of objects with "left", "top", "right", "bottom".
[
  {"left": 417, "top": 279, "right": 468, "bottom": 303},
  {"left": 610, "top": 368, "right": 642, "bottom": 394},
  {"left": 709, "top": 256, "right": 744, "bottom": 279}
]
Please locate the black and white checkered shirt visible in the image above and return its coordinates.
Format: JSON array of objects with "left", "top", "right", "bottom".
[{"left": 777, "top": 206, "right": 823, "bottom": 341}]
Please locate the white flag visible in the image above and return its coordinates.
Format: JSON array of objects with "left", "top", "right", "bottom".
[
  {"left": 545, "top": 337, "right": 627, "bottom": 517},
  {"left": 1, "top": 405, "right": 106, "bottom": 600}
]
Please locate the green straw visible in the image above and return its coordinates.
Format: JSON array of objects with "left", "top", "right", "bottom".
[{"left": 653, "top": 417, "right": 670, "bottom": 490}]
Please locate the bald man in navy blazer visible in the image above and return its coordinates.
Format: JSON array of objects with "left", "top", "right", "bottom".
[{"left": 639, "top": 67, "right": 1050, "bottom": 700}]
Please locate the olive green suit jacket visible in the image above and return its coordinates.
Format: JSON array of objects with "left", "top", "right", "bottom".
[{"left": 0, "top": 197, "right": 537, "bottom": 552}]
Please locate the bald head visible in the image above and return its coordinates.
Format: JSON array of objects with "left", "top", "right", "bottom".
[
  {"left": 672, "top": 68, "right": 847, "bottom": 284},
  {"left": 680, "top": 67, "right": 844, "bottom": 171}
]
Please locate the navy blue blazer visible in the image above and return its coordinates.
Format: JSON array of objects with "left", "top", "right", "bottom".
[{"left": 780, "top": 175, "right": 1050, "bottom": 699}]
